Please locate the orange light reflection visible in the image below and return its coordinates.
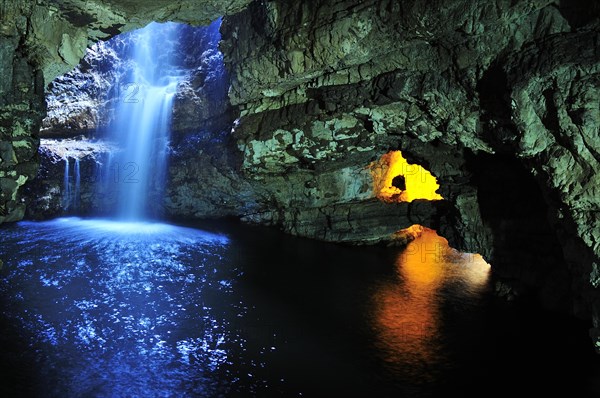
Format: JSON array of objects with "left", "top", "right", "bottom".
[{"left": 371, "top": 227, "right": 490, "bottom": 369}]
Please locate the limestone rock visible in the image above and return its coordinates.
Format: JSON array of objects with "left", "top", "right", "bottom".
[
  {"left": 22, "top": 139, "right": 115, "bottom": 219},
  {"left": 502, "top": 24, "right": 600, "bottom": 322}
]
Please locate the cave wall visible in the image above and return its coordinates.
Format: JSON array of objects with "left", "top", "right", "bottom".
[
  {"left": 216, "top": 0, "right": 574, "bottom": 250},
  {"left": 0, "top": 2, "right": 45, "bottom": 223},
  {"left": 503, "top": 26, "right": 600, "bottom": 333},
  {"left": 216, "top": 0, "right": 600, "bottom": 342}
]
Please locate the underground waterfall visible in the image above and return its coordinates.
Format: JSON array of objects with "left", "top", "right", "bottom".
[
  {"left": 107, "top": 22, "right": 179, "bottom": 220},
  {"left": 2, "top": 12, "right": 600, "bottom": 398}
]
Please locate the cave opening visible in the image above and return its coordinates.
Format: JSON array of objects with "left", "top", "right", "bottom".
[
  {"left": 370, "top": 150, "right": 443, "bottom": 203},
  {"left": 391, "top": 223, "right": 490, "bottom": 265},
  {"left": 467, "top": 150, "right": 571, "bottom": 309}
]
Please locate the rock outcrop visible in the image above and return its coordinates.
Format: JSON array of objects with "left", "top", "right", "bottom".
[
  {"left": 504, "top": 25, "right": 600, "bottom": 333},
  {"left": 0, "top": 1, "right": 45, "bottom": 223},
  {"left": 22, "top": 138, "right": 114, "bottom": 219},
  {"left": 217, "top": 0, "right": 600, "bottom": 344},
  {"left": 41, "top": 40, "right": 119, "bottom": 137}
]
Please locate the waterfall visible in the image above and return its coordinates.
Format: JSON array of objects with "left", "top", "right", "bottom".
[
  {"left": 62, "top": 156, "right": 82, "bottom": 212},
  {"left": 74, "top": 158, "right": 81, "bottom": 211},
  {"left": 62, "top": 157, "right": 70, "bottom": 210},
  {"left": 107, "top": 22, "right": 181, "bottom": 221}
]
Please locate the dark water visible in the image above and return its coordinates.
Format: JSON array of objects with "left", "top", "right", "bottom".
[{"left": 1, "top": 218, "right": 599, "bottom": 397}]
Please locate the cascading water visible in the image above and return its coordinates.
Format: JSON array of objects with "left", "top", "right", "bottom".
[
  {"left": 62, "top": 157, "right": 70, "bottom": 210},
  {"left": 61, "top": 155, "right": 81, "bottom": 212},
  {"left": 74, "top": 158, "right": 80, "bottom": 211},
  {"left": 107, "top": 22, "right": 181, "bottom": 220}
]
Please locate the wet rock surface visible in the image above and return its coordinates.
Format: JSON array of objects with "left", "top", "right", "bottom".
[{"left": 22, "top": 139, "right": 114, "bottom": 219}]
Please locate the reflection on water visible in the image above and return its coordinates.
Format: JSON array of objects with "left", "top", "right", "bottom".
[
  {"left": 372, "top": 228, "right": 490, "bottom": 378},
  {"left": 0, "top": 218, "right": 238, "bottom": 397},
  {"left": 0, "top": 219, "right": 598, "bottom": 397}
]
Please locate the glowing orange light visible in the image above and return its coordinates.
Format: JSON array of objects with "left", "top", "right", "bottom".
[
  {"left": 390, "top": 224, "right": 425, "bottom": 245},
  {"left": 371, "top": 226, "right": 490, "bottom": 364},
  {"left": 370, "top": 151, "right": 443, "bottom": 202}
]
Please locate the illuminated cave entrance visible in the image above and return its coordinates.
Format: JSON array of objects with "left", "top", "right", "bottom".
[
  {"left": 368, "top": 151, "right": 492, "bottom": 360},
  {"left": 370, "top": 150, "right": 487, "bottom": 262},
  {"left": 372, "top": 224, "right": 491, "bottom": 364},
  {"left": 370, "top": 150, "right": 443, "bottom": 203},
  {"left": 370, "top": 150, "right": 444, "bottom": 243}
]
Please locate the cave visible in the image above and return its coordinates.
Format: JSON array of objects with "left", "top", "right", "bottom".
[
  {"left": 1, "top": 0, "right": 600, "bottom": 396},
  {"left": 370, "top": 150, "right": 444, "bottom": 203}
]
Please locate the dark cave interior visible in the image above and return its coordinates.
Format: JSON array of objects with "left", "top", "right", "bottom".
[{"left": 1, "top": 0, "right": 600, "bottom": 395}]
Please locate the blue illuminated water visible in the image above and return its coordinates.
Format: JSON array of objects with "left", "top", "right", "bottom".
[
  {"left": 0, "top": 218, "right": 235, "bottom": 396},
  {"left": 1, "top": 219, "right": 599, "bottom": 397}
]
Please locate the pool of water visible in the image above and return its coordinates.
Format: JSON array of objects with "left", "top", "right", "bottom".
[{"left": 0, "top": 218, "right": 599, "bottom": 397}]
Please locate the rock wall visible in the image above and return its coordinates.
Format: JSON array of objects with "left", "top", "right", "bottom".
[
  {"left": 0, "top": 2, "right": 45, "bottom": 223},
  {"left": 217, "top": 1, "right": 570, "bottom": 248},
  {"left": 217, "top": 0, "right": 600, "bottom": 344},
  {"left": 503, "top": 25, "right": 600, "bottom": 335},
  {"left": 216, "top": 0, "right": 581, "bottom": 253},
  {"left": 41, "top": 40, "right": 119, "bottom": 137},
  {"left": 22, "top": 139, "right": 113, "bottom": 219}
]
